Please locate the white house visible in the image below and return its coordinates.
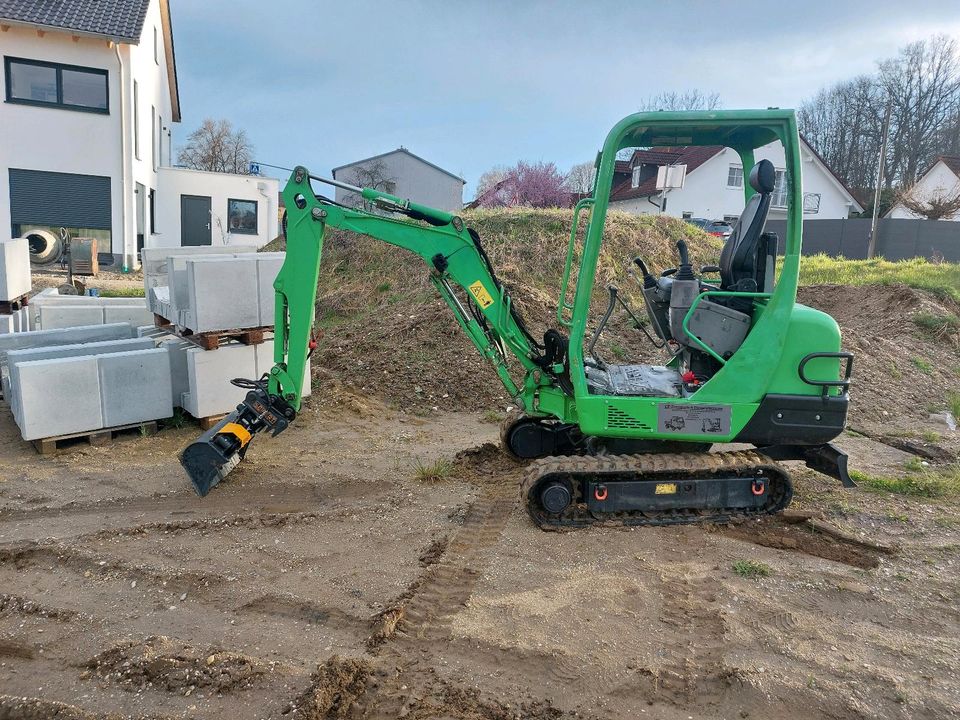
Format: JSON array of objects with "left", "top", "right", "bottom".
[
  {"left": 608, "top": 137, "right": 863, "bottom": 221},
  {"left": 0, "top": 0, "right": 278, "bottom": 270},
  {"left": 886, "top": 155, "right": 960, "bottom": 221},
  {"left": 332, "top": 148, "right": 465, "bottom": 213}
]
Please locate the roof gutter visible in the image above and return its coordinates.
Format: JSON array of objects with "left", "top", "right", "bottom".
[{"left": 114, "top": 43, "right": 134, "bottom": 271}]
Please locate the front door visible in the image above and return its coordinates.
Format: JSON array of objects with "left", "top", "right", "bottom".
[
  {"left": 135, "top": 182, "right": 146, "bottom": 255},
  {"left": 181, "top": 194, "right": 211, "bottom": 246}
]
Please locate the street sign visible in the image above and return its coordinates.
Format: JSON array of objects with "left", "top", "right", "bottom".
[{"left": 249, "top": 162, "right": 261, "bottom": 176}]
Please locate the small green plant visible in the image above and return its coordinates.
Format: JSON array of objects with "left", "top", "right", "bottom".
[
  {"left": 911, "top": 357, "right": 933, "bottom": 374},
  {"left": 912, "top": 312, "right": 960, "bottom": 337},
  {"left": 376, "top": 281, "right": 392, "bottom": 293},
  {"left": 412, "top": 457, "right": 454, "bottom": 483},
  {"left": 609, "top": 343, "right": 627, "bottom": 361},
  {"left": 903, "top": 457, "right": 926, "bottom": 473},
  {"left": 887, "top": 360, "right": 902, "bottom": 380},
  {"left": 850, "top": 466, "right": 959, "bottom": 498},
  {"left": 921, "top": 430, "right": 941, "bottom": 444},
  {"left": 161, "top": 408, "right": 190, "bottom": 430},
  {"left": 733, "top": 559, "right": 772, "bottom": 579},
  {"left": 885, "top": 511, "right": 909, "bottom": 523},
  {"left": 948, "top": 391, "right": 960, "bottom": 419},
  {"left": 98, "top": 286, "right": 146, "bottom": 298},
  {"left": 481, "top": 409, "right": 505, "bottom": 424}
]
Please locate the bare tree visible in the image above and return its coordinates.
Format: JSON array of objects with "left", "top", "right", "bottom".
[
  {"left": 177, "top": 118, "right": 254, "bottom": 174},
  {"left": 475, "top": 166, "right": 508, "bottom": 197},
  {"left": 896, "top": 184, "right": 960, "bottom": 220},
  {"left": 640, "top": 89, "right": 722, "bottom": 112},
  {"left": 343, "top": 160, "right": 398, "bottom": 210},
  {"left": 475, "top": 161, "right": 570, "bottom": 208},
  {"left": 564, "top": 161, "right": 595, "bottom": 194},
  {"left": 800, "top": 34, "right": 960, "bottom": 191}
]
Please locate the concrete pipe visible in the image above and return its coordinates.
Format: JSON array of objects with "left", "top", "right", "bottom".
[{"left": 22, "top": 229, "right": 62, "bottom": 265}]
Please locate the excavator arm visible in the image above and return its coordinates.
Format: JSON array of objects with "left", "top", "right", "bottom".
[{"left": 180, "top": 167, "right": 561, "bottom": 495}]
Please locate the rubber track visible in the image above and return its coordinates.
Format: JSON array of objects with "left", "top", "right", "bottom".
[{"left": 520, "top": 450, "right": 792, "bottom": 530}]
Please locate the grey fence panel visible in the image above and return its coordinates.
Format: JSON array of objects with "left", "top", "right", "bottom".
[{"left": 763, "top": 218, "right": 959, "bottom": 260}]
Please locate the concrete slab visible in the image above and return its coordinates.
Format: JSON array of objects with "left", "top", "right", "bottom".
[
  {"left": 143, "top": 245, "right": 256, "bottom": 314},
  {"left": 0, "top": 315, "right": 13, "bottom": 334},
  {"left": 183, "top": 340, "right": 258, "bottom": 418},
  {"left": 103, "top": 305, "right": 154, "bottom": 327},
  {"left": 184, "top": 256, "right": 260, "bottom": 332},
  {"left": 12, "top": 307, "right": 27, "bottom": 332},
  {"left": 158, "top": 337, "right": 192, "bottom": 408},
  {"left": 14, "top": 356, "right": 103, "bottom": 440},
  {"left": 0, "top": 238, "right": 31, "bottom": 301},
  {"left": 255, "top": 339, "right": 311, "bottom": 398},
  {"left": 98, "top": 349, "right": 173, "bottom": 426},
  {"left": 0, "top": 323, "right": 135, "bottom": 355},
  {"left": 37, "top": 305, "right": 105, "bottom": 330},
  {"left": 6, "top": 338, "right": 156, "bottom": 423},
  {"left": 256, "top": 254, "right": 285, "bottom": 326}
]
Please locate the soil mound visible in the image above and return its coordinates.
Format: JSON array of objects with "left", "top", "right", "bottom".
[
  {"left": 85, "top": 636, "right": 266, "bottom": 695},
  {"left": 289, "top": 655, "right": 371, "bottom": 719},
  {"left": 313, "top": 209, "right": 719, "bottom": 413},
  {"left": 798, "top": 284, "right": 960, "bottom": 424}
]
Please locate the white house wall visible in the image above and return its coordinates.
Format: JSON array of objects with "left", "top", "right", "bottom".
[
  {"left": 0, "top": 1, "right": 174, "bottom": 267},
  {"left": 609, "top": 142, "right": 857, "bottom": 221},
  {"left": 335, "top": 151, "right": 464, "bottom": 211},
  {"left": 887, "top": 161, "right": 960, "bottom": 220},
  {"left": 154, "top": 167, "right": 279, "bottom": 248}
]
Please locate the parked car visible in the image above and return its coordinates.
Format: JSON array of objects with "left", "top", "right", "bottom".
[
  {"left": 683, "top": 217, "right": 710, "bottom": 230},
  {"left": 704, "top": 220, "right": 733, "bottom": 239}
]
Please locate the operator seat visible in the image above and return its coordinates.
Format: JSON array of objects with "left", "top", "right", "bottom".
[{"left": 719, "top": 159, "right": 776, "bottom": 291}]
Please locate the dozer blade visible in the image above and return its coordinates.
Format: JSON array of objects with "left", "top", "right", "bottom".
[{"left": 180, "top": 411, "right": 248, "bottom": 497}]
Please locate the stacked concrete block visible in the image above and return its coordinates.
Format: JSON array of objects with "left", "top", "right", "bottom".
[
  {"left": 14, "top": 356, "right": 103, "bottom": 440},
  {"left": 29, "top": 289, "right": 154, "bottom": 330},
  {"left": 142, "top": 245, "right": 256, "bottom": 315},
  {"left": 97, "top": 349, "right": 173, "bottom": 426},
  {"left": 181, "top": 337, "right": 310, "bottom": 418},
  {"left": 157, "top": 336, "right": 193, "bottom": 408},
  {"left": 0, "top": 315, "right": 14, "bottom": 334},
  {"left": 5, "top": 337, "right": 156, "bottom": 418},
  {"left": 9, "top": 348, "right": 173, "bottom": 441},
  {"left": 11, "top": 307, "right": 28, "bottom": 332},
  {"left": 0, "top": 323, "right": 136, "bottom": 381},
  {"left": 0, "top": 238, "right": 31, "bottom": 301}
]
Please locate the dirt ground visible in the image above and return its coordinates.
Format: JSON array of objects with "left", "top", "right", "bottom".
[{"left": 0, "top": 370, "right": 958, "bottom": 719}]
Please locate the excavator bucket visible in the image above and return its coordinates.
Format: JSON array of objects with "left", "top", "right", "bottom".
[{"left": 180, "top": 410, "right": 248, "bottom": 496}]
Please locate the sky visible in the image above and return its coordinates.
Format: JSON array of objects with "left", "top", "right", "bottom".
[{"left": 169, "top": 0, "right": 960, "bottom": 199}]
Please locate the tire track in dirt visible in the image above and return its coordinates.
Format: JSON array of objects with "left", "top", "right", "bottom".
[{"left": 654, "top": 570, "right": 732, "bottom": 706}]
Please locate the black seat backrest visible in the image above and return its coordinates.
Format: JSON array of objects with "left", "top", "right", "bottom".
[{"left": 719, "top": 159, "right": 776, "bottom": 290}]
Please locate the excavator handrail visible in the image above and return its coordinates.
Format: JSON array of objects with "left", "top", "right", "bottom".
[{"left": 557, "top": 197, "right": 594, "bottom": 328}]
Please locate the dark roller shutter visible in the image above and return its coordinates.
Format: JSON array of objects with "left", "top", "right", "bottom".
[{"left": 9, "top": 169, "right": 111, "bottom": 229}]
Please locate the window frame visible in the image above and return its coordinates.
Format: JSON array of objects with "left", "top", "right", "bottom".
[
  {"left": 631, "top": 165, "right": 642, "bottom": 188},
  {"left": 154, "top": 26, "right": 160, "bottom": 65},
  {"left": 226, "top": 198, "right": 259, "bottom": 235},
  {"left": 4, "top": 56, "right": 109, "bottom": 114},
  {"left": 133, "top": 80, "right": 140, "bottom": 159},
  {"left": 726, "top": 165, "right": 743, "bottom": 189},
  {"left": 771, "top": 169, "right": 788, "bottom": 208}
]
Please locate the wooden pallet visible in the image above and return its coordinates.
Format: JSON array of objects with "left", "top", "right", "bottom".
[
  {"left": 0, "top": 294, "right": 29, "bottom": 314},
  {"left": 32, "top": 421, "right": 158, "bottom": 455},
  {"left": 181, "top": 326, "right": 268, "bottom": 351},
  {"left": 153, "top": 313, "right": 172, "bottom": 328},
  {"left": 198, "top": 413, "right": 228, "bottom": 431}
]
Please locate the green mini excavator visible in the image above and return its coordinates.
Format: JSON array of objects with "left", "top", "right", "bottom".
[{"left": 181, "top": 109, "right": 855, "bottom": 529}]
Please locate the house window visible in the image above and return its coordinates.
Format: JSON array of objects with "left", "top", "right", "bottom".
[
  {"left": 227, "top": 199, "right": 258, "bottom": 234},
  {"left": 5, "top": 57, "right": 108, "bottom": 113},
  {"left": 158, "top": 115, "right": 163, "bottom": 168},
  {"left": 149, "top": 189, "right": 156, "bottom": 233},
  {"left": 631, "top": 166, "right": 642, "bottom": 188},
  {"left": 682, "top": 212, "right": 693, "bottom": 219},
  {"left": 772, "top": 170, "right": 788, "bottom": 208},
  {"left": 154, "top": 27, "right": 159, "bottom": 65},
  {"left": 151, "top": 106, "right": 156, "bottom": 171},
  {"left": 384, "top": 181, "right": 396, "bottom": 195},
  {"left": 727, "top": 165, "right": 743, "bottom": 188},
  {"left": 133, "top": 81, "right": 140, "bottom": 159},
  {"left": 723, "top": 214, "right": 740, "bottom": 223}
]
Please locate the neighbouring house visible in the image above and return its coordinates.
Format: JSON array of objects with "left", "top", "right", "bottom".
[
  {"left": 332, "top": 148, "right": 465, "bottom": 213},
  {"left": 607, "top": 137, "right": 863, "bottom": 222},
  {"left": 886, "top": 155, "right": 960, "bottom": 221},
  {"left": 0, "top": 0, "right": 278, "bottom": 269}
]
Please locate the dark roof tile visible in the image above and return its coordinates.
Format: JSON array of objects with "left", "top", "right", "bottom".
[{"left": 0, "top": 0, "right": 151, "bottom": 42}]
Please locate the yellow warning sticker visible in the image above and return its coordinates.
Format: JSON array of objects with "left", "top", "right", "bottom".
[
  {"left": 655, "top": 483, "right": 677, "bottom": 495},
  {"left": 468, "top": 280, "right": 494, "bottom": 309}
]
